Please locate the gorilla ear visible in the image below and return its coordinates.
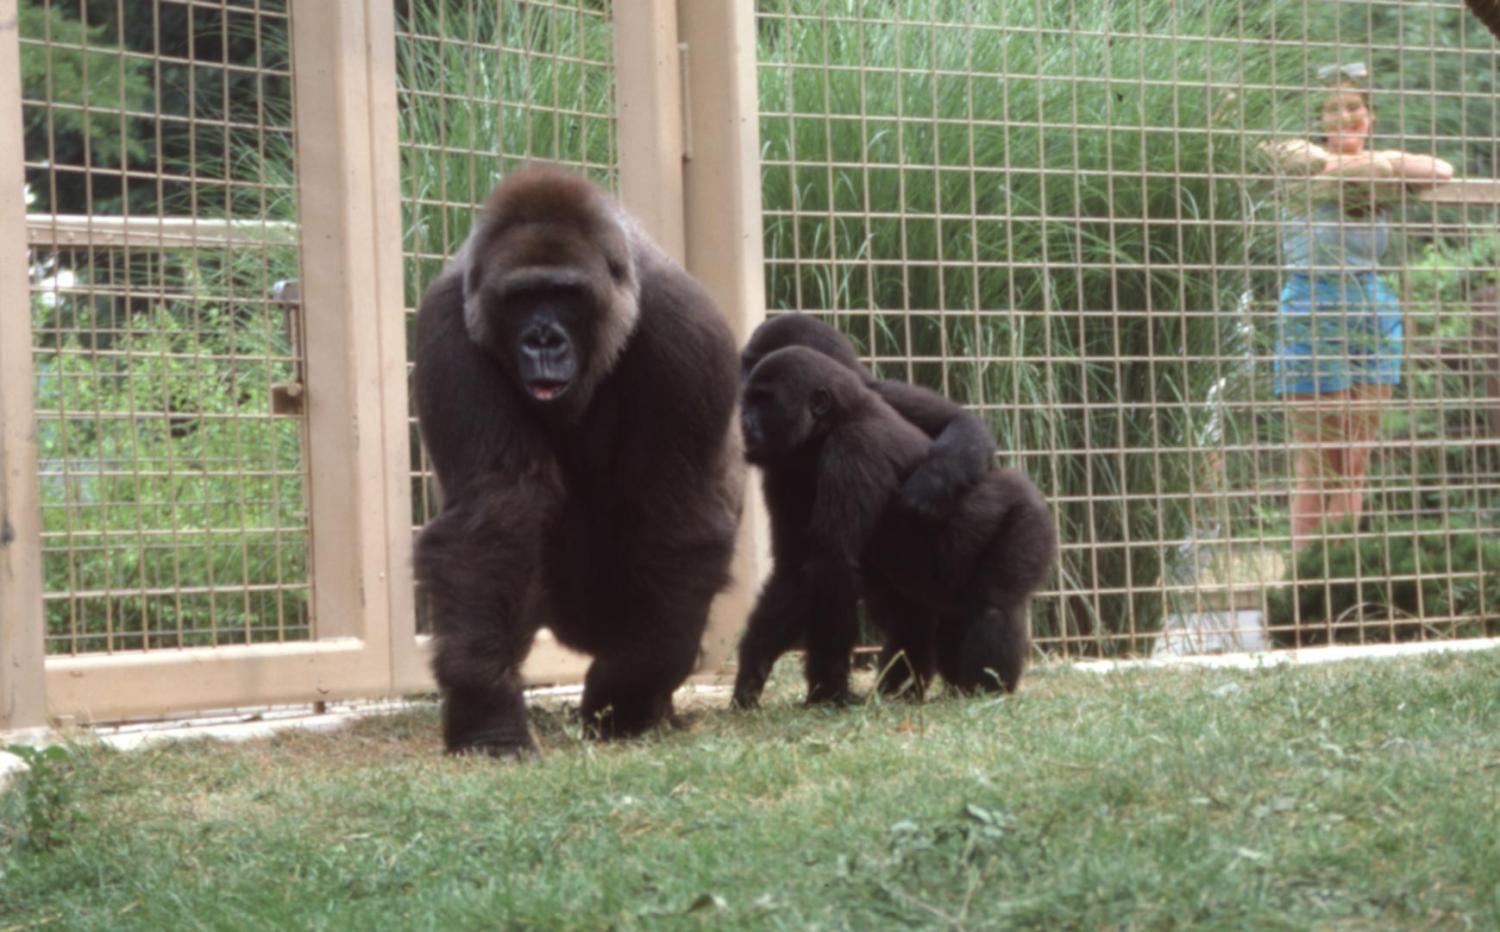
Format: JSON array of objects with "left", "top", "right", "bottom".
[{"left": 810, "top": 386, "right": 833, "bottom": 418}]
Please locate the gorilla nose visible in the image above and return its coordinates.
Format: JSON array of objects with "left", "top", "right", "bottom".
[{"left": 522, "top": 322, "right": 567, "bottom": 352}]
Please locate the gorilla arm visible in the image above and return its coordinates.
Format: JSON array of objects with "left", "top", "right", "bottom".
[
  {"left": 412, "top": 269, "right": 566, "bottom": 757},
  {"left": 796, "top": 426, "right": 905, "bottom": 698},
  {"left": 873, "top": 380, "right": 997, "bottom": 522}
]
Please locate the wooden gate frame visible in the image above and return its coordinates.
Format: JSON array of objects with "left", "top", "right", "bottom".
[
  {"left": 0, "top": 0, "right": 765, "bottom": 731},
  {"left": 615, "top": 1, "right": 769, "bottom": 679},
  {"left": 1, "top": 0, "right": 49, "bottom": 733}
]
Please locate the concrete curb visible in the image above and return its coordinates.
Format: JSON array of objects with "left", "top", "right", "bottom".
[{"left": 0, "top": 749, "right": 30, "bottom": 794}]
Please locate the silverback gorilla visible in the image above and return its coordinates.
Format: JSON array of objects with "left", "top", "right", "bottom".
[
  {"left": 413, "top": 166, "right": 742, "bottom": 757},
  {"left": 739, "top": 345, "right": 1057, "bottom": 700},
  {"left": 732, "top": 315, "right": 1000, "bottom": 707}
]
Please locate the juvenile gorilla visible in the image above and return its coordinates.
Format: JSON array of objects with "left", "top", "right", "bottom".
[
  {"left": 732, "top": 315, "right": 997, "bottom": 707},
  {"left": 739, "top": 346, "right": 1056, "bottom": 699},
  {"left": 413, "top": 166, "right": 742, "bottom": 757}
]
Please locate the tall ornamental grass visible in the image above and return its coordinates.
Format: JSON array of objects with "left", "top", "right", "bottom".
[
  {"left": 756, "top": 0, "right": 1498, "bottom": 652},
  {"left": 23, "top": 2, "right": 307, "bottom": 651}
]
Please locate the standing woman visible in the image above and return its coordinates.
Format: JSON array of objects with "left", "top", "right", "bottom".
[{"left": 1262, "top": 63, "right": 1453, "bottom": 549}]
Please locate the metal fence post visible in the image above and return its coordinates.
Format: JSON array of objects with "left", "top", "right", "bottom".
[{"left": 0, "top": 0, "right": 49, "bottom": 733}]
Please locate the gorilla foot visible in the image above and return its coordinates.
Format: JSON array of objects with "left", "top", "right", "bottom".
[
  {"left": 441, "top": 682, "right": 535, "bottom": 759},
  {"left": 875, "top": 679, "right": 928, "bottom": 702},
  {"left": 804, "top": 686, "right": 859, "bottom": 708},
  {"left": 579, "top": 701, "right": 673, "bottom": 741},
  {"left": 730, "top": 671, "right": 768, "bottom": 710},
  {"left": 943, "top": 666, "right": 1014, "bottom": 697},
  {"left": 445, "top": 730, "right": 539, "bottom": 761},
  {"left": 875, "top": 656, "right": 931, "bottom": 702}
]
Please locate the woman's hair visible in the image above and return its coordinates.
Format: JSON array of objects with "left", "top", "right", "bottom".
[{"left": 1322, "top": 81, "right": 1371, "bottom": 105}]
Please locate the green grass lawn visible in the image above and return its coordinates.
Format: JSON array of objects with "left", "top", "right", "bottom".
[{"left": 4, "top": 650, "right": 1499, "bottom": 930}]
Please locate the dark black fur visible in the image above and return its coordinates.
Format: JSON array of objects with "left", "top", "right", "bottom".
[
  {"left": 737, "top": 345, "right": 1056, "bottom": 702},
  {"left": 412, "top": 166, "right": 742, "bottom": 757},
  {"left": 731, "top": 315, "right": 1001, "bottom": 707},
  {"left": 737, "top": 315, "right": 996, "bottom": 522}
]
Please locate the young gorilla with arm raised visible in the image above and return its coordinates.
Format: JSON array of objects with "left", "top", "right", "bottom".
[
  {"left": 732, "top": 315, "right": 999, "bottom": 707},
  {"left": 738, "top": 346, "right": 1056, "bottom": 701}
]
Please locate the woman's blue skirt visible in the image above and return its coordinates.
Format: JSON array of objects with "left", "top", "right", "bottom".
[{"left": 1273, "top": 270, "right": 1403, "bottom": 396}]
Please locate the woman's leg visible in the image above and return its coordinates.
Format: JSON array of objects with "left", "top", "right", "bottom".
[
  {"left": 1287, "top": 384, "right": 1391, "bottom": 548},
  {"left": 1286, "top": 389, "right": 1354, "bottom": 549},
  {"left": 1330, "top": 382, "right": 1392, "bottom": 526}
]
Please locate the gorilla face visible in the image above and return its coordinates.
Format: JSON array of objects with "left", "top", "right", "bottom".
[
  {"left": 740, "top": 349, "right": 837, "bottom": 466},
  {"left": 504, "top": 285, "right": 592, "bottom": 405},
  {"left": 458, "top": 172, "right": 643, "bottom": 424},
  {"left": 463, "top": 249, "right": 636, "bottom": 423},
  {"left": 466, "top": 278, "right": 599, "bottom": 418},
  {"left": 740, "top": 383, "right": 803, "bottom": 465}
]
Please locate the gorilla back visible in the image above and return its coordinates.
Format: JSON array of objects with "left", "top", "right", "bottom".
[{"left": 412, "top": 166, "right": 742, "bottom": 757}]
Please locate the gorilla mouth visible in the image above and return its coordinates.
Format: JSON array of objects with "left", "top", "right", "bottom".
[{"left": 527, "top": 379, "right": 570, "bottom": 401}]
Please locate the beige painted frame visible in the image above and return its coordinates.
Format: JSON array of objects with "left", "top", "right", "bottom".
[
  {"left": 0, "top": 0, "right": 48, "bottom": 733},
  {"left": 37, "top": 0, "right": 414, "bottom": 723},
  {"left": 676, "top": 0, "right": 768, "bottom": 677},
  {"left": 2, "top": 0, "right": 768, "bottom": 730},
  {"left": 612, "top": 1, "right": 768, "bottom": 679}
]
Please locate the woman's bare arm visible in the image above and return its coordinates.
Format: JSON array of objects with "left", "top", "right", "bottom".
[
  {"left": 1258, "top": 138, "right": 1331, "bottom": 175},
  {"left": 1374, "top": 151, "right": 1455, "bottom": 185},
  {"left": 1267, "top": 144, "right": 1454, "bottom": 208},
  {"left": 1319, "top": 152, "right": 1396, "bottom": 179}
]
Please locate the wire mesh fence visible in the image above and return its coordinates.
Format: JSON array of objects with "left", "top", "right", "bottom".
[
  {"left": 754, "top": 0, "right": 1500, "bottom": 657},
  {"left": 395, "top": 0, "right": 618, "bottom": 636},
  {"left": 11, "top": 0, "right": 1499, "bottom": 673},
  {"left": 20, "top": 0, "right": 310, "bottom": 655}
]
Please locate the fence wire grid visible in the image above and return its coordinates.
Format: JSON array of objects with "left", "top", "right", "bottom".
[
  {"left": 754, "top": 0, "right": 1499, "bottom": 656},
  {"left": 15, "top": 0, "right": 1500, "bottom": 666},
  {"left": 394, "top": 0, "right": 618, "bottom": 633},
  {"left": 21, "top": 0, "right": 309, "bottom": 655}
]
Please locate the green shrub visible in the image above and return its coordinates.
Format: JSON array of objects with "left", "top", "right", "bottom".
[
  {"left": 23, "top": 1, "right": 306, "bottom": 652},
  {"left": 1267, "top": 518, "right": 1500, "bottom": 647},
  {"left": 1396, "top": 233, "right": 1500, "bottom": 472},
  {"left": 34, "top": 301, "right": 309, "bottom": 652},
  {"left": 2, "top": 744, "right": 78, "bottom": 852}
]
